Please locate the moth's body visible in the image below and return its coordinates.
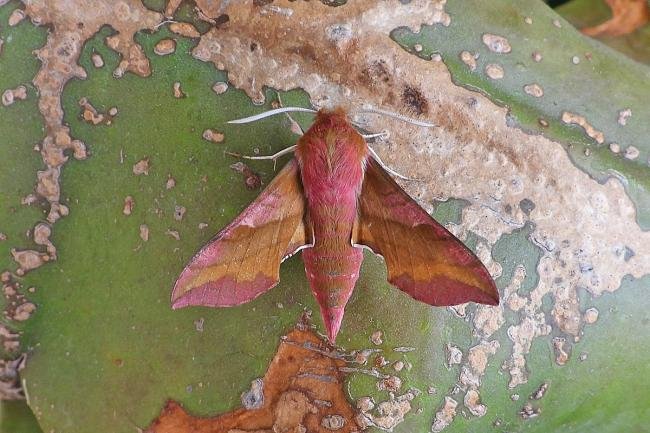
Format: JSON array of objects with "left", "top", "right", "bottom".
[
  {"left": 295, "top": 110, "right": 367, "bottom": 341},
  {"left": 172, "top": 108, "right": 499, "bottom": 344}
]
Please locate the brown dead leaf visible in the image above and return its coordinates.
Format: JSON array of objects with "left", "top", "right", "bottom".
[
  {"left": 146, "top": 327, "right": 359, "bottom": 433},
  {"left": 582, "top": 0, "right": 650, "bottom": 37}
]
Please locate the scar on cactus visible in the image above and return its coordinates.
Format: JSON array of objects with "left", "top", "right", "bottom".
[
  {"left": 171, "top": 107, "right": 499, "bottom": 343},
  {"left": 146, "top": 324, "right": 359, "bottom": 433}
]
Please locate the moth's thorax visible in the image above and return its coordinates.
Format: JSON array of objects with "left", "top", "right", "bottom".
[{"left": 295, "top": 108, "right": 368, "bottom": 207}]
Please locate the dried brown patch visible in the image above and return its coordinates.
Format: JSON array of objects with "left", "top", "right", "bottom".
[
  {"left": 230, "top": 162, "right": 262, "bottom": 190},
  {"left": 402, "top": 85, "right": 429, "bottom": 116},
  {"left": 582, "top": 0, "right": 649, "bottom": 37},
  {"left": 146, "top": 327, "right": 359, "bottom": 433}
]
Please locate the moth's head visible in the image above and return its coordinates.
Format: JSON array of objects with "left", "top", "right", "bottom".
[{"left": 308, "top": 107, "right": 358, "bottom": 136}]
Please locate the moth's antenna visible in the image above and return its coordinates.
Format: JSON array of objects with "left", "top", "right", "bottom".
[
  {"left": 228, "top": 107, "right": 317, "bottom": 124},
  {"left": 361, "top": 130, "right": 390, "bottom": 140},
  {"left": 355, "top": 107, "right": 436, "bottom": 128}
]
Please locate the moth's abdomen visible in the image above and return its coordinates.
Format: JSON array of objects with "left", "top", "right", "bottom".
[
  {"left": 301, "top": 198, "right": 364, "bottom": 342},
  {"left": 302, "top": 242, "right": 363, "bottom": 342}
]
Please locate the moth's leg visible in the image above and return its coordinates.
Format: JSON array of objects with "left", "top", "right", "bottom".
[
  {"left": 366, "top": 146, "right": 419, "bottom": 182},
  {"left": 226, "top": 145, "right": 297, "bottom": 171},
  {"left": 361, "top": 130, "right": 390, "bottom": 140},
  {"left": 276, "top": 93, "right": 305, "bottom": 136}
]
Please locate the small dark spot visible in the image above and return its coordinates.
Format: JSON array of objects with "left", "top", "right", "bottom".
[
  {"left": 250, "top": 42, "right": 258, "bottom": 51},
  {"left": 286, "top": 44, "right": 317, "bottom": 62},
  {"left": 402, "top": 85, "right": 429, "bottom": 115},
  {"left": 253, "top": 0, "right": 274, "bottom": 5},
  {"left": 230, "top": 162, "right": 262, "bottom": 190},
  {"left": 287, "top": 355, "right": 295, "bottom": 362},
  {"left": 519, "top": 198, "right": 536, "bottom": 215},
  {"left": 504, "top": 204, "right": 512, "bottom": 214},
  {"left": 77, "top": 22, "right": 84, "bottom": 29},
  {"left": 214, "top": 14, "right": 230, "bottom": 27},
  {"left": 245, "top": 173, "right": 261, "bottom": 190},
  {"left": 553, "top": 277, "right": 563, "bottom": 284},
  {"left": 358, "top": 60, "right": 391, "bottom": 88}
]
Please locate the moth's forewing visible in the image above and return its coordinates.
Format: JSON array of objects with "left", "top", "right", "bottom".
[
  {"left": 354, "top": 157, "right": 499, "bottom": 306},
  {"left": 172, "top": 159, "right": 310, "bottom": 309}
]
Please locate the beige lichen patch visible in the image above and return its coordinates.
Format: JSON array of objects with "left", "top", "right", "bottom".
[
  {"left": 377, "top": 375, "right": 402, "bottom": 392},
  {"left": 154, "top": 38, "right": 176, "bottom": 56},
  {"left": 166, "top": 229, "right": 180, "bottom": 241},
  {"left": 91, "top": 52, "right": 104, "bottom": 68},
  {"left": 357, "top": 391, "right": 417, "bottom": 431},
  {"left": 174, "top": 205, "right": 186, "bottom": 221},
  {"left": 13, "top": 302, "right": 36, "bottom": 321},
  {"left": 445, "top": 343, "right": 462, "bottom": 367},
  {"left": 173, "top": 81, "right": 185, "bottom": 98},
  {"left": 481, "top": 34, "right": 511, "bottom": 54},
  {"left": 531, "top": 382, "right": 549, "bottom": 400},
  {"left": 561, "top": 111, "right": 605, "bottom": 144},
  {"left": 202, "top": 128, "right": 224, "bottom": 143},
  {"left": 212, "top": 81, "right": 228, "bottom": 94},
  {"left": 8, "top": 8, "right": 25, "bottom": 26},
  {"left": 370, "top": 330, "right": 383, "bottom": 345},
  {"left": 122, "top": 196, "right": 134, "bottom": 216},
  {"left": 166, "top": 175, "right": 176, "bottom": 190},
  {"left": 459, "top": 51, "right": 477, "bottom": 71},
  {"left": 11, "top": 249, "right": 49, "bottom": 276},
  {"left": 139, "top": 224, "right": 149, "bottom": 242},
  {"left": 187, "top": 0, "right": 451, "bottom": 104},
  {"left": 463, "top": 389, "right": 486, "bottom": 417},
  {"left": 523, "top": 83, "right": 543, "bottom": 98},
  {"left": 609, "top": 142, "right": 621, "bottom": 154},
  {"left": 2, "top": 85, "right": 27, "bottom": 106},
  {"left": 431, "top": 396, "right": 457, "bottom": 433},
  {"left": 79, "top": 97, "right": 115, "bottom": 125},
  {"left": 33, "top": 223, "right": 56, "bottom": 257},
  {"left": 552, "top": 337, "right": 570, "bottom": 366},
  {"left": 624, "top": 146, "right": 639, "bottom": 160},
  {"left": 617, "top": 108, "right": 632, "bottom": 126},
  {"left": 520, "top": 402, "right": 540, "bottom": 419},
  {"left": 583, "top": 307, "right": 599, "bottom": 324},
  {"left": 169, "top": 22, "right": 200, "bottom": 38},
  {"left": 532, "top": 51, "right": 543, "bottom": 62},
  {"left": 485, "top": 63, "right": 504, "bottom": 80},
  {"left": 132, "top": 158, "right": 150, "bottom": 175}
]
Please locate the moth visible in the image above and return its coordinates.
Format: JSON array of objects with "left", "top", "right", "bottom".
[{"left": 171, "top": 107, "right": 499, "bottom": 343}]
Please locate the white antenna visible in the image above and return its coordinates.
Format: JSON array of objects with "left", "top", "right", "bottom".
[
  {"left": 356, "top": 107, "right": 435, "bottom": 128},
  {"left": 228, "top": 107, "right": 317, "bottom": 124}
]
